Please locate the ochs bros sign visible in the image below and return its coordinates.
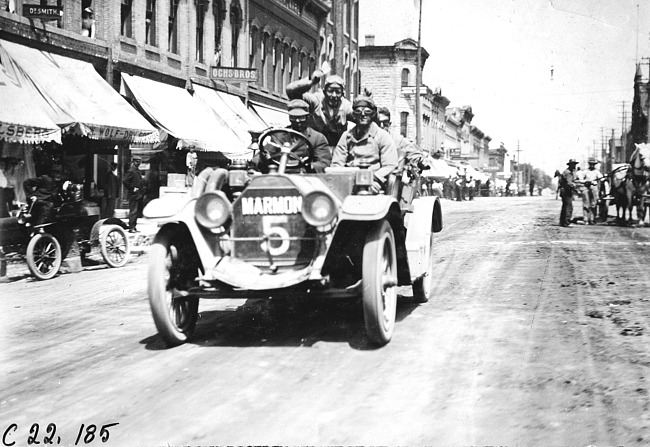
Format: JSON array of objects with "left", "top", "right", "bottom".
[{"left": 210, "top": 67, "right": 258, "bottom": 82}]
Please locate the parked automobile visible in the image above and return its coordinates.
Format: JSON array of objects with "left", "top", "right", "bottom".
[
  {"left": 144, "top": 128, "right": 443, "bottom": 347},
  {"left": 0, "top": 183, "right": 131, "bottom": 280}
]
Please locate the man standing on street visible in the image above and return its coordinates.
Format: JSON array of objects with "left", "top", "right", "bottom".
[
  {"left": 101, "top": 162, "right": 119, "bottom": 219},
  {"left": 559, "top": 159, "right": 579, "bottom": 227},
  {"left": 186, "top": 147, "right": 198, "bottom": 187},
  {"left": 581, "top": 157, "right": 603, "bottom": 225},
  {"left": 123, "top": 156, "right": 144, "bottom": 233}
]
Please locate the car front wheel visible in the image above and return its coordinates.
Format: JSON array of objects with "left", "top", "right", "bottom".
[
  {"left": 148, "top": 231, "right": 199, "bottom": 347},
  {"left": 26, "top": 232, "right": 62, "bottom": 280},
  {"left": 362, "top": 220, "right": 398, "bottom": 345},
  {"left": 100, "top": 225, "right": 131, "bottom": 268}
]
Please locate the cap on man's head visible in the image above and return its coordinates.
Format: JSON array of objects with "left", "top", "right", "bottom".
[
  {"left": 288, "top": 99, "right": 310, "bottom": 117},
  {"left": 567, "top": 158, "right": 578, "bottom": 165},
  {"left": 83, "top": 7, "right": 93, "bottom": 14},
  {"left": 353, "top": 95, "right": 375, "bottom": 110},
  {"left": 324, "top": 75, "right": 345, "bottom": 90}
]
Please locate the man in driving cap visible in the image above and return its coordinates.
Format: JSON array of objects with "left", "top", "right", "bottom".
[
  {"left": 331, "top": 95, "right": 398, "bottom": 194},
  {"left": 286, "top": 70, "right": 355, "bottom": 152},
  {"left": 558, "top": 158, "right": 579, "bottom": 227},
  {"left": 254, "top": 99, "right": 331, "bottom": 174}
]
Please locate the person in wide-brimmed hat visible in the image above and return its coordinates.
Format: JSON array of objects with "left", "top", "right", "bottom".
[
  {"left": 581, "top": 157, "right": 604, "bottom": 224},
  {"left": 558, "top": 158, "right": 579, "bottom": 227}
]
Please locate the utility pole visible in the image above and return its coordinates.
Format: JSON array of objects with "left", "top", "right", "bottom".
[
  {"left": 620, "top": 101, "right": 628, "bottom": 161},
  {"left": 415, "top": 0, "right": 423, "bottom": 147},
  {"left": 515, "top": 140, "right": 522, "bottom": 195}
]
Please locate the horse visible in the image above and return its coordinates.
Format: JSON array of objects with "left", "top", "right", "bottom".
[
  {"left": 610, "top": 163, "right": 630, "bottom": 222},
  {"left": 625, "top": 143, "right": 650, "bottom": 224}
]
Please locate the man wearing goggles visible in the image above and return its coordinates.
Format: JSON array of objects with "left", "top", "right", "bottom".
[
  {"left": 331, "top": 96, "right": 398, "bottom": 194},
  {"left": 286, "top": 70, "right": 355, "bottom": 151},
  {"left": 376, "top": 107, "right": 431, "bottom": 175}
]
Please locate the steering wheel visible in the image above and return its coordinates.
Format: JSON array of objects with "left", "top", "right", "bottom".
[{"left": 258, "top": 128, "right": 314, "bottom": 173}]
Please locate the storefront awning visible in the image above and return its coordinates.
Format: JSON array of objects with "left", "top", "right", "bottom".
[
  {"left": 1, "top": 39, "right": 158, "bottom": 144},
  {"left": 216, "top": 91, "right": 267, "bottom": 132},
  {"left": 121, "top": 74, "right": 252, "bottom": 158},
  {"left": 193, "top": 85, "right": 265, "bottom": 148},
  {"left": 249, "top": 101, "right": 289, "bottom": 128},
  {"left": 422, "top": 158, "right": 456, "bottom": 179},
  {"left": 0, "top": 41, "right": 61, "bottom": 144}
]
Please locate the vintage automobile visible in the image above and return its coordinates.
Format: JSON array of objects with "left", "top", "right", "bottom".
[
  {"left": 0, "top": 183, "right": 131, "bottom": 280},
  {"left": 144, "top": 128, "right": 443, "bottom": 347}
]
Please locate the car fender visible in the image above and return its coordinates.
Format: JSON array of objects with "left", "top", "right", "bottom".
[
  {"left": 339, "top": 195, "right": 398, "bottom": 221},
  {"left": 322, "top": 196, "right": 411, "bottom": 285},
  {"left": 89, "top": 217, "right": 129, "bottom": 243},
  {"left": 148, "top": 200, "right": 224, "bottom": 271},
  {"left": 405, "top": 196, "right": 442, "bottom": 278}
]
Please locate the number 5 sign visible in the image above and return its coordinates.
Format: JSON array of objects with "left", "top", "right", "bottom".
[{"left": 261, "top": 216, "right": 290, "bottom": 256}]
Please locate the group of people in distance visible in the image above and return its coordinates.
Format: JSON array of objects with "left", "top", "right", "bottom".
[
  {"left": 255, "top": 68, "right": 430, "bottom": 194},
  {"left": 557, "top": 157, "right": 603, "bottom": 227}
]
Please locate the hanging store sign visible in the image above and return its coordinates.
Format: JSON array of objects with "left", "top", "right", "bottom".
[
  {"left": 210, "top": 67, "right": 258, "bottom": 82},
  {"left": 22, "top": 4, "right": 64, "bottom": 21}
]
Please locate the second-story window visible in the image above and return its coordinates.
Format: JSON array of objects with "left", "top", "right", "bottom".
[
  {"left": 213, "top": 1, "right": 226, "bottom": 60},
  {"left": 196, "top": 1, "right": 206, "bottom": 63},
  {"left": 260, "top": 35, "right": 268, "bottom": 89},
  {"left": 168, "top": 0, "right": 179, "bottom": 54},
  {"left": 401, "top": 68, "right": 410, "bottom": 87},
  {"left": 230, "top": 2, "right": 242, "bottom": 66},
  {"left": 343, "top": 0, "right": 349, "bottom": 34},
  {"left": 121, "top": 0, "right": 133, "bottom": 38},
  {"left": 400, "top": 111, "right": 409, "bottom": 137},
  {"left": 146, "top": 0, "right": 157, "bottom": 46}
]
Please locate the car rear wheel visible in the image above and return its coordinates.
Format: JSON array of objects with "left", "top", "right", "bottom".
[
  {"left": 26, "top": 232, "right": 62, "bottom": 280},
  {"left": 362, "top": 220, "right": 398, "bottom": 345},
  {"left": 412, "top": 232, "right": 435, "bottom": 303},
  {"left": 148, "top": 231, "right": 199, "bottom": 347},
  {"left": 100, "top": 225, "right": 131, "bottom": 268}
]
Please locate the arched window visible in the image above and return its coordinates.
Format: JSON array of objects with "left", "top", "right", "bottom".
[
  {"left": 261, "top": 33, "right": 269, "bottom": 89},
  {"left": 401, "top": 68, "right": 410, "bottom": 87},
  {"left": 196, "top": 1, "right": 207, "bottom": 63},
  {"left": 168, "top": 0, "right": 179, "bottom": 54},
  {"left": 230, "top": 1, "right": 242, "bottom": 66},
  {"left": 400, "top": 111, "right": 409, "bottom": 137}
]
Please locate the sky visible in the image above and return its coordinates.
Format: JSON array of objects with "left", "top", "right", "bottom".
[
  {"left": 361, "top": 0, "right": 650, "bottom": 175},
  {"left": 421, "top": 0, "right": 650, "bottom": 175}
]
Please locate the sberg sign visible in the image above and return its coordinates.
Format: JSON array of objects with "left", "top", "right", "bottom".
[{"left": 210, "top": 67, "right": 258, "bottom": 82}]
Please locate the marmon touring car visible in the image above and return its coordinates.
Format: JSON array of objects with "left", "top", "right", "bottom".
[{"left": 144, "top": 128, "right": 442, "bottom": 347}]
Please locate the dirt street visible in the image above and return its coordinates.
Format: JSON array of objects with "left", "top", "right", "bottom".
[{"left": 2, "top": 196, "right": 650, "bottom": 446}]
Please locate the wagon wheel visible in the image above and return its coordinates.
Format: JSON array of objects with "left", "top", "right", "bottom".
[
  {"left": 258, "top": 128, "right": 314, "bottom": 173},
  {"left": 148, "top": 230, "right": 200, "bottom": 347},
  {"left": 100, "top": 224, "right": 131, "bottom": 268},
  {"left": 26, "top": 232, "right": 62, "bottom": 280},
  {"left": 362, "top": 220, "right": 398, "bottom": 345}
]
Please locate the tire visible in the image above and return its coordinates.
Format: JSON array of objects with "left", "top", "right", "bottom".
[
  {"left": 148, "top": 231, "right": 199, "bottom": 347},
  {"left": 412, "top": 233, "right": 435, "bottom": 303},
  {"left": 100, "top": 225, "right": 131, "bottom": 268},
  {"left": 362, "top": 220, "right": 398, "bottom": 345},
  {"left": 26, "top": 233, "right": 62, "bottom": 280}
]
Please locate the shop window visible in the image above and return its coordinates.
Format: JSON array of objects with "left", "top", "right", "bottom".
[
  {"left": 121, "top": 0, "right": 133, "bottom": 38},
  {"left": 213, "top": 1, "right": 226, "bottom": 61},
  {"left": 196, "top": 0, "right": 207, "bottom": 63},
  {"left": 230, "top": 1, "right": 242, "bottom": 66},
  {"left": 146, "top": 0, "right": 157, "bottom": 46},
  {"left": 401, "top": 68, "right": 410, "bottom": 87},
  {"left": 168, "top": 0, "right": 179, "bottom": 54},
  {"left": 400, "top": 111, "right": 409, "bottom": 137}
]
